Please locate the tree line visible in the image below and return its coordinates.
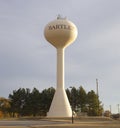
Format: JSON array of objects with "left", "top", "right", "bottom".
[{"left": 0, "top": 86, "right": 103, "bottom": 117}]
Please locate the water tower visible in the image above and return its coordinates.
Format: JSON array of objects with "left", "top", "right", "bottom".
[{"left": 44, "top": 16, "right": 78, "bottom": 117}]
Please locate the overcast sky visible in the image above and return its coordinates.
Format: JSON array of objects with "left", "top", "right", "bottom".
[{"left": 0, "top": 0, "right": 120, "bottom": 113}]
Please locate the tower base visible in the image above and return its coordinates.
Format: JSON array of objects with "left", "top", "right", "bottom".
[{"left": 47, "top": 87, "right": 72, "bottom": 117}]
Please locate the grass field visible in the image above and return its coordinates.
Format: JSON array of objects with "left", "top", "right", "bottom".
[
  {"left": 0, "top": 117, "right": 120, "bottom": 128},
  {"left": 39, "top": 117, "right": 120, "bottom": 128}
]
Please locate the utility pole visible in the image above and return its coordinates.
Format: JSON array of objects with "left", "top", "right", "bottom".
[
  {"left": 96, "top": 79, "right": 99, "bottom": 97},
  {"left": 102, "top": 104, "right": 104, "bottom": 117},
  {"left": 96, "top": 79, "right": 99, "bottom": 115},
  {"left": 117, "top": 104, "right": 120, "bottom": 118},
  {"left": 70, "top": 86, "right": 74, "bottom": 124},
  {"left": 109, "top": 105, "right": 112, "bottom": 114}
]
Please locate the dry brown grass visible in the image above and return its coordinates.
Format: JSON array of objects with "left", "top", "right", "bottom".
[
  {"left": 0, "top": 117, "right": 120, "bottom": 128},
  {"left": 36, "top": 117, "right": 120, "bottom": 128}
]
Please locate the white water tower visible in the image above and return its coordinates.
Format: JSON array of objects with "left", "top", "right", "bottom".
[{"left": 44, "top": 16, "right": 78, "bottom": 117}]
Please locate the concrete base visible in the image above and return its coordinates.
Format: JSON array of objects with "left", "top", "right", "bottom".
[{"left": 47, "top": 87, "right": 72, "bottom": 117}]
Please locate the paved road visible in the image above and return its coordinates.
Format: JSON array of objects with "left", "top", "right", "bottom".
[
  {"left": 0, "top": 120, "right": 66, "bottom": 126},
  {"left": 0, "top": 119, "right": 120, "bottom": 128}
]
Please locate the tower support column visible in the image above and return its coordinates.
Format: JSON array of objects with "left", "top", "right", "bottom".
[
  {"left": 57, "top": 48, "right": 64, "bottom": 89},
  {"left": 47, "top": 48, "right": 72, "bottom": 117}
]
